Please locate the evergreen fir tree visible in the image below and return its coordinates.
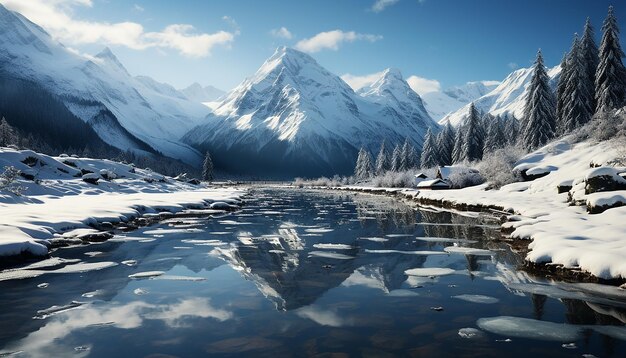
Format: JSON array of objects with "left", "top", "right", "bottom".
[
  {"left": 522, "top": 50, "right": 557, "bottom": 150},
  {"left": 354, "top": 147, "right": 373, "bottom": 179},
  {"left": 399, "top": 139, "right": 410, "bottom": 171},
  {"left": 595, "top": 6, "right": 626, "bottom": 112},
  {"left": 461, "top": 103, "right": 484, "bottom": 161},
  {"left": 420, "top": 128, "right": 438, "bottom": 168},
  {"left": 436, "top": 122, "right": 455, "bottom": 166},
  {"left": 375, "top": 140, "right": 390, "bottom": 175},
  {"left": 390, "top": 144, "right": 402, "bottom": 172},
  {"left": 504, "top": 113, "right": 520, "bottom": 145},
  {"left": 563, "top": 34, "right": 594, "bottom": 132},
  {"left": 0, "top": 117, "right": 16, "bottom": 147},
  {"left": 556, "top": 54, "right": 569, "bottom": 133},
  {"left": 483, "top": 116, "right": 506, "bottom": 154},
  {"left": 399, "top": 138, "right": 419, "bottom": 170},
  {"left": 202, "top": 151, "right": 214, "bottom": 181},
  {"left": 452, "top": 124, "right": 465, "bottom": 163},
  {"left": 580, "top": 17, "right": 599, "bottom": 110}
]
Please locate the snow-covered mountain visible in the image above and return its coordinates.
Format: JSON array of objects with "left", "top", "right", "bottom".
[
  {"left": 441, "top": 66, "right": 561, "bottom": 126},
  {"left": 0, "top": 4, "right": 210, "bottom": 165},
  {"left": 184, "top": 47, "right": 439, "bottom": 178},
  {"left": 180, "top": 83, "right": 226, "bottom": 103},
  {"left": 422, "top": 81, "right": 500, "bottom": 121}
]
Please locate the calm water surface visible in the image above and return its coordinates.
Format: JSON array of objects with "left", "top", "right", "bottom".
[{"left": 0, "top": 188, "right": 625, "bottom": 357}]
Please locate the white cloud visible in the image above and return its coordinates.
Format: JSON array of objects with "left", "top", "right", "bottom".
[
  {"left": 371, "top": 0, "right": 399, "bottom": 12},
  {"left": 270, "top": 26, "right": 293, "bottom": 40},
  {"left": 133, "top": 4, "right": 144, "bottom": 12},
  {"left": 406, "top": 75, "right": 441, "bottom": 95},
  {"left": 295, "top": 30, "right": 382, "bottom": 53},
  {"left": 342, "top": 71, "right": 441, "bottom": 96},
  {"left": 508, "top": 62, "right": 519, "bottom": 70},
  {"left": 0, "top": 0, "right": 236, "bottom": 57},
  {"left": 341, "top": 71, "right": 385, "bottom": 90}
]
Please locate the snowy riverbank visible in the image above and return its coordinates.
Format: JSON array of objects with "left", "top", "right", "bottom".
[
  {"left": 0, "top": 148, "right": 245, "bottom": 259},
  {"left": 332, "top": 138, "right": 626, "bottom": 282}
]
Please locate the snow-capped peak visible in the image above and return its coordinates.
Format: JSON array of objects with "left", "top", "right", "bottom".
[
  {"left": 184, "top": 47, "right": 438, "bottom": 178},
  {"left": 358, "top": 67, "right": 424, "bottom": 107},
  {"left": 439, "top": 65, "right": 561, "bottom": 126},
  {"left": 244, "top": 46, "right": 354, "bottom": 96},
  {"left": 422, "top": 80, "right": 501, "bottom": 121},
  {"left": 95, "top": 47, "right": 129, "bottom": 75}
]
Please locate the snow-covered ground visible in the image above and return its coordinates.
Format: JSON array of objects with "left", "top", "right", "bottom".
[
  {"left": 339, "top": 138, "right": 626, "bottom": 280},
  {"left": 0, "top": 148, "right": 245, "bottom": 258}
]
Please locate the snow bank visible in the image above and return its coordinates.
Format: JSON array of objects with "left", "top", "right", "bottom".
[
  {"left": 342, "top": 138, "right": 626, "bottom": 280},
  {"left": 0, "top": 147, "right": 245, "bottom": 258}
]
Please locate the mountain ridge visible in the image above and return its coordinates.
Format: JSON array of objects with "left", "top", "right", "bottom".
[{"left": 183, "top": 47, "right": 439, "bottom": 178}]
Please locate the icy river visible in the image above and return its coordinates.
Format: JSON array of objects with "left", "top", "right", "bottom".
[{"left": 0, "top": 188, "right": 625, "bottom": 357}]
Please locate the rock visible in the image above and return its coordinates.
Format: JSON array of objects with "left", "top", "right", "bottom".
[
  {"left": 81, "top": 173, "right": 100, "bottom": 185},
  {"left": 585, "top": 167, "right": 626, "bottom": 194},
  {"left": 19, "top": 170, "right": 35, "bottom": 181},
  {"left": 99, "top": 222, "right": 114, "bottom": 229},
  {"left": 210, "top": 201, "right": 238, "bottom": 210},
  {"left": 78, "top": 231, "right": 113, "bottom": 243},
  {"left": 99, "top": 169, "right": 117, "bottom": 180},
  {"left": 430, "top": 306, "right": 444, "bottom": 311}
]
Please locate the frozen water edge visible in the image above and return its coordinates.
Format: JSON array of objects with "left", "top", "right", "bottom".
[
  {"left": 336, "top": 139, "right": 626, "bottom": 280},
  {"left": 0, "top": 186, "right": 245, "bottom": 259}
]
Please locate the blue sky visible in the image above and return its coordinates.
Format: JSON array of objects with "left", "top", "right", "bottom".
[{"left": 2, "top": 0, "right": 623, "bottom": 94}]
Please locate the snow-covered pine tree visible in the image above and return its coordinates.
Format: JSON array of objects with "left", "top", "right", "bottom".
[
  {"left": 375, "top": 140, "right": 390, "bottom": 175},
  {"left": 462, "top": 103, "right": 484, "bottom": 161},
  {"left": 399, "top": 139, "right": 419, "bottom": 170},
  {"left": 354, "top": 147, "right": 373, "bottom": 179},
  {"left": 202, "top": 150, "right": 214, "bottom": 181},
  {"left": 595, "top": 6, "right": 626, "bottom": 113},
  {"left": 504, "top": 113, "right": 520, "bottom": 145},
  {"left": 0, "top": 117, "right": 17, "bottom": 147},
  {"left": 483, "top": 115, "right": 506, "bottom": 154},
  {"left": 522, "top": 50, "right": 557, "bottom": 150},
  {"left": 452, "top": 124, "right": 465, "bottom": 163},
  {"left": 563, "top": 34, "right": 594, "bottom": 132},
  {"left": 400, "top": 139, "right": 411, "bottom": 171},
  {"left": 390, "top": 144, "right": 402, "bottom": 172},
  {"left": 407, "top": 141, "right": 420, "bottom": 169},
  {"left": 420, "top": 128, "right": 438, "bottom": 169},
  {"left": 436, "top": 122, "right": 455, "bottom": 166},
  {"left": 581, "top": 17, "right": 599, "bottom": 110},
  {"left": 556, "top": 54, "right": 569, "bottom": 133}
]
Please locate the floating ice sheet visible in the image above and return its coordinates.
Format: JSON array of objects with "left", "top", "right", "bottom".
[
  {"left": 476, "top": 316, "right": 582, "bottom": 342},
  {"left": 404, "top": 267, "right": 456, "bottom": 277},
  {"left": 452, "top": 294, "right": 499, "bottom": 304},
  {"left": 308, "top": 251, "right": 354, "bottom": 260}
]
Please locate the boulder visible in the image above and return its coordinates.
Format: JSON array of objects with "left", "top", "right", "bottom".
[
  {"left": 585, "top": 167, "right": 626, "bottom": 194},
  {"left": 82, "top": 173, "right": 100, "bottom": 185}
]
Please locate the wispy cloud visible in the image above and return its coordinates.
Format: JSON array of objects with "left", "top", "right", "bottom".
[
  {"left": 295, "top": 30, "right": 382, "bottom": 53},
  {"left": 270, "top": 26, "right": 293, "bottom": 40},
  {"left": 0, "top": 0, "right": 236, "bottom": 57},
  {"left": 371, "top": 0, "right": 399, "bottom": 13},
  {"left": 508, "top": 62, "right": 519, "bottom": 70},
  {"left": 342, "top": 71, "right": 441, "bottom": 96},
  {"left": 133, "top": 4, "right": 144, "bottom": 12},
  {"left": 341, "top": 71, "right": 385, "bottom": 90},
  {"left": 406, "top": 75, "right": 441, "bottom": 95}
]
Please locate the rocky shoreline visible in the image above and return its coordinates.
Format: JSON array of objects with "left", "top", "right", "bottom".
[{"left": 317, "top": 185, "right": 626, "bottom": 287}]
